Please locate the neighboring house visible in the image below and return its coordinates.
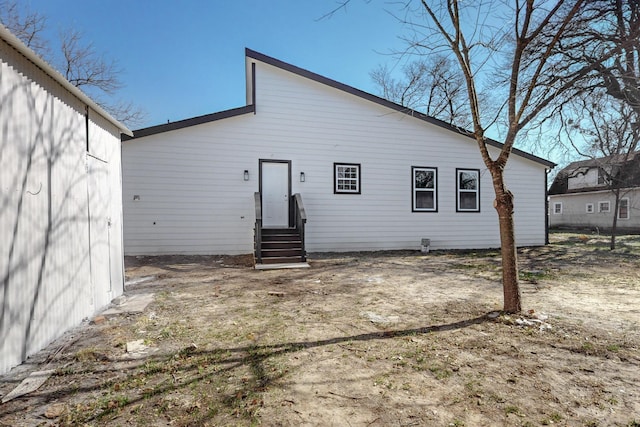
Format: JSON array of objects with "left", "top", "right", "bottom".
[
  {"left": 548, "top": 152, "right": 640, "bottom": 231},
  {"left": 0, "top": 25, "right": 131, "bottom": 374},
  {"left": 121, "top": 49, "right": 554, "bottom": 264}
]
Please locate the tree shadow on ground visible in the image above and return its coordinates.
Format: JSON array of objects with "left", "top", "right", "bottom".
[{"left": 0, "top": 313, "right": 491, "bottom": 424}]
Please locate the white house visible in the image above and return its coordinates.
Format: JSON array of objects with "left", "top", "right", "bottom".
[
  {"left": 122, "top": 49, "right": 554, "bottom": 264},
  {"left": 549, "top": 152, "right": 640, "bottom": 231},
  {"left": 0, "top": 25, "right": 131, "bottom": 374}
]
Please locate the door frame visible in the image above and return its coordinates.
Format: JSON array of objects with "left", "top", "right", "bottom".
[
  {"left": 259, "top": 159, "right": 292, "bottom": 227},
  {"left": 87, "top": 155, "right": 113, "bottom": 309}
]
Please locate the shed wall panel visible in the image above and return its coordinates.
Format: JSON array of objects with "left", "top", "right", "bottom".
[{"left": 0, "top": 39, "right": 124, "bottom": 374}]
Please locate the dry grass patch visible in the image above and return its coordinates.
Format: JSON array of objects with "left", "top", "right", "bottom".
[{"left": 0, "top": 234, "right": 639, "bottom": 426}]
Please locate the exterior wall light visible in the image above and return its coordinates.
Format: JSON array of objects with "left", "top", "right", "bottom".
[
  {"left": 244, "top": 170, "right": 249, "bottom": 181},
  {"left": 300, "top": 172, "right": 305, "bottom": 182}
]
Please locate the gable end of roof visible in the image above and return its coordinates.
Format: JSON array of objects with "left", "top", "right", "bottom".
[
  {"left": 244, "top": 48, "right": 555, "bottom": 169},
  {"left": 123, "top": 48, "right": 555, "bottom": 169},
  {"left": 549, "top": 151, "right": 640, "bottom": 194}
]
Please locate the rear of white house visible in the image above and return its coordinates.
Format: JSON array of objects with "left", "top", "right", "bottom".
[
  {"left": 0, "top": 25, "right": 130, "bottom": 374},
  {"left": 549, "top": 153, "right": 640, "bottom": 231},
  {"left": 122, "top": 49, "right": 553, "bottom": 259}
]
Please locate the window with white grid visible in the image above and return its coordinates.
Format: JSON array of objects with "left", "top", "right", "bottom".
[{"left": 334, "top": 163, "right": 360, "bottom": 194}]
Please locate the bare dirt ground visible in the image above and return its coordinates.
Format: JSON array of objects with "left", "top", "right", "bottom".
[{"left": 1, "top": 232, "right": 639, "bottom": 427}]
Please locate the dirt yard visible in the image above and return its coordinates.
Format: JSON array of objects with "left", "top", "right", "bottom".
[{"left": 1, "top": 232, "right": 639, "bottom": 426}]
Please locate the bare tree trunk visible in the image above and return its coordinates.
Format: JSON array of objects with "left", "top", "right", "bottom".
[
  {"left": 413, "top": 0, "right": 592, "bottom": 314},
  {"left": 610, "top": 188, "right": 621, "bottom": 250},
  {"left": 493, "top": 182, "right": 521, "bottom": 313}
]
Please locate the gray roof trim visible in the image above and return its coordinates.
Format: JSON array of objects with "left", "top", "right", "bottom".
[
  {"left": 0, "top": 24, "right": 132, "bottom": 136},
  {"left": 245, "top": 49, "right": 555, "bottom": 169},
  {"left": 559, "top": 151, "right": 640, "bottom": 174},
  {"left": 122, "top": 105, "right": 256, "bottom": 140},
  {"left": 548, "top": 150, "right": 640, "bottom": 195}
]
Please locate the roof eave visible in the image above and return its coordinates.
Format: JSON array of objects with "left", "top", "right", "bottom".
[{"left": 122, "top": 105, "right": 256, "bottom": 140}]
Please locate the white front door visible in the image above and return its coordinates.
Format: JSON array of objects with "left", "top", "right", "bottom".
[{"left": 261, "top": 161, "right": 290, "bottom": 227}]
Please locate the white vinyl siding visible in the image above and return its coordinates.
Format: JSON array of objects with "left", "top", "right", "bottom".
[
  {"left": 122, "top": 55, "right": 550, "bottom": 255},
  {"left": 549, "top": 190, "right": 640, "bottom": 230}
]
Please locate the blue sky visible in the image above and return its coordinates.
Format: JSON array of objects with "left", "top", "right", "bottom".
[{"left": 25, "top": 0, "right": 411, "bottom": 130}]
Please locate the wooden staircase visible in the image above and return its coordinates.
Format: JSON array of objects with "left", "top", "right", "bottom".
[
  {"left": 258, "top": 228, "right": 306, "bottom": 264},
  {"left": 254, "top": 192, "right": 307, "bottom": 267}
]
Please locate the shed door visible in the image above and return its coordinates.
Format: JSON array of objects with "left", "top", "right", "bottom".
[
  {"left": 87, "top": 156, "right": 112, "bottom": 309},
  {"left": 261, "top": 161, "right": 290, "bottom": 227}
]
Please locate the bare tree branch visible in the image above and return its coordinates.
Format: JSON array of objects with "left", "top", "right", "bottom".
[
  {"left": 59, "top": 28, "right": 123, "bottom": 95},
  {"left": 317, "top": 0, "right": 372, "bottom": 21},
  {"left": 370, "top": 55, "right": 473, "bottom": 127},
  {"left": 0, "top": 1, "right": 144, "bottom": 127},
  {"left": 0, "top": 0, "right": 49, "bottom": 55}
]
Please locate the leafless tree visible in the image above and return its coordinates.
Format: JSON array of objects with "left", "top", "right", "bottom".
[
  {"left": 323, "top": 0, "right": 614, "bottom": 312},
  {"left": 410, "top": 0, "right": 614, "bottom": 313},
  {"left": 549, "top": 0, "right": 640, "bottom": 249},
  {"left": 0, "top": 1, "right": 145, "bottom": 127},
  {"left": 58, "top": 28, "right": 146, "bottom": 125},
  {"left": 559, "top": 91, "right": 639, "bottom": 249},
  {"left": 0, "top": 0, "right": 48, "bottom": 54},
  {"left": 59, "top": 29, "right": 122, "bottom": 95},
  {"left": 370, "top": 55, "right": 473, "bottom": 128},
  {"left": 585, "top": 0, "right": 639, "bottom": 250},
  {"left": 588, "top": 0, "right": 640, "bottom": 117}
]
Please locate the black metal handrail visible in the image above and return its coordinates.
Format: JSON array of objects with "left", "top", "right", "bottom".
[
  {"left": 254, "top": 192, "right": 262, "bottom": 263},
  {"left": 293, "top": 193, "right": 307, "bottom": 262}
]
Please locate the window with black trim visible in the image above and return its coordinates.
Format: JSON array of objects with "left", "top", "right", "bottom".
[
  {"left": 412, "top": 167, "right": 437, "bottom": 212},
  {"left": 334, "top": 163, "right": 360, "bottom": 194},
  {"left": 457, "top": 169, "right": 480, "bottom": 212}
]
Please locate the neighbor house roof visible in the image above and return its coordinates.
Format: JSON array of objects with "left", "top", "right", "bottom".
[
  {"left": 0, "top": 23, "right": 132, "bottom": 136},
  {"left": 124, "top": 48, "right": 555, "bottom": 168},
  {"left": 549, "top": 151, "right": 640, "bottom": 195}
]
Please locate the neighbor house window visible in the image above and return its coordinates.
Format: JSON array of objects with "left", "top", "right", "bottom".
[
  {"left": 334, "top": 163, "right": 360, "bottom": 194},
  {"left": 456, "top": 169, "right": 480, "bottom": 212},
  {"left": 618, "top": 198, "right": 629, "bottom": 219},
  {"left": 597, "top": 168, "right": 609, "bottom": 185},
  {"left": 599, "top": 201, "right": 610, "bottom": 213},
  {"left": 412, "top": 167, "right": 437, "bottom": 212},
  {"left": 553, "top": 202, "right": 562, "bottom": 214},
  {"left": 586, "top": 203, "right": 594, "bottom": 214}
]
